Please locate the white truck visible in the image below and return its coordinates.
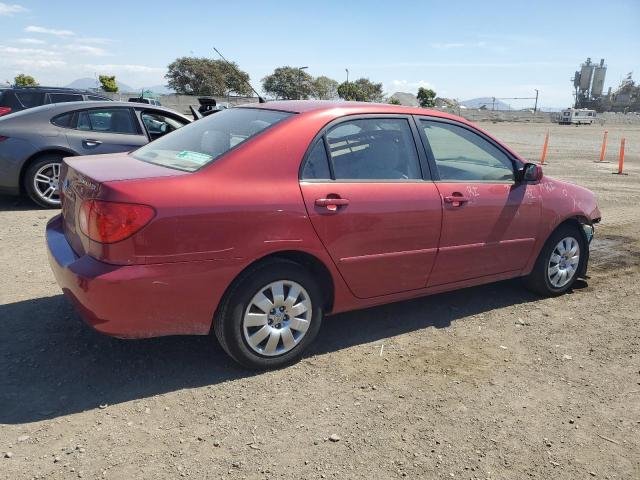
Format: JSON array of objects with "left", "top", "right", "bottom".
[{"left": 559, "top": 108, "right": 596, "bottom": 125}]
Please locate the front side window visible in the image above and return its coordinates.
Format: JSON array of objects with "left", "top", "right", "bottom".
[
  {"left": 132, "top": 108, "right": 293, "bottom": 172},
  {"left": 325, "top": 118, "right": 421, "bottom": 180},
  {"left": 141, "top": 111, "right": 188, "bottom": 140},
  {"left": 420, "top": 120, "right": 514, "bottom": 182},
  {"left": 77, "top": 108, "right": 138, "bottom": 134}
]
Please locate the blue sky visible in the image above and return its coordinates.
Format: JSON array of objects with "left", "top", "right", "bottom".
[{"left": 1, "top": 0, "right": 638, "bottom": 108}]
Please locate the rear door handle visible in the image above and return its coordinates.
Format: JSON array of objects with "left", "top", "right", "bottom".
[
  {"left": 83, "top": 139, "right": 102, "bottom": 147},
  {"left": 315, "top": 197, "right": 349, "bottom": 212},
  {"left": 443, "top": 195, "right": 469, "bottom": 206}
]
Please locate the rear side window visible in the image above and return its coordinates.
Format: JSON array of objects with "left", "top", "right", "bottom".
[
  {"left": 48, "top": 93, "right": 83, "bottom": 103},
  {"left": 301, "top": 140, "right": 331, "bottom": 180},
  {"left": 76, "top": 108, "right": 139, "bottom": 134},
  {"left": 87, "top": 95, "right": 108, "bottom": 101},
  {"left": 51, "top": 112, "right": 73, "bottom": 128},
  {"left": 325, "top": 118, "right": 421, "bottom": 180},
  {"left": 132, "top": 108, "right": 293, "bottom": 172},
  {"left": 15, "top": 92, "right": 46, "bottom": 108}
]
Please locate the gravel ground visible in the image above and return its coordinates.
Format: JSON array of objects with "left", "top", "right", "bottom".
[{"left": 1, "top": 122, "right": 639, "bottom": 480}]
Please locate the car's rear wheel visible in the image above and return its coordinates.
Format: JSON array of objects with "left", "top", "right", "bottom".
[
  {"left": 213, "top": 259, "right": 323, "bottom": 369},
  {"left": 525, "top": 224, "right": 586, "bottom": 296},
  {"left": 24, "top": 154, "right": 63, "bottom": 208}
]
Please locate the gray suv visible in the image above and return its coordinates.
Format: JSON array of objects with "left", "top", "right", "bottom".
[{"left": 0, "top": 86, "right": 112, "bottom": 117}]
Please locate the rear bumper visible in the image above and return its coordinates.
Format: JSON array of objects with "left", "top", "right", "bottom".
[{"left": 46, "top": 215, "right": 235, "bottom": 338}]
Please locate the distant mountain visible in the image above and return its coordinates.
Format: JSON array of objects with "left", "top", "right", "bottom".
[
  {"left": 65, "top": 77, "right": 136, "bottom": 93},
  {"left": 389, "top": 92, "right": 418, "bottom": 107},
  {"left": 461, "top": 97, "right": 512, "bottom": 111}
]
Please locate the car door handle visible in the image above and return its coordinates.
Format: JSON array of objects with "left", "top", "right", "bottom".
[
  {"left": 315, "top": 197, "right": 349, "bottom": 212},
  {"left": 443, "top": 195, "right": 469, "bottom": 206},
  {"left": 83, "top": 139, "right": 102, "bottom": 146}
]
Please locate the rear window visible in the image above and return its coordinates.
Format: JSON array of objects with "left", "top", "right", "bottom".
[
  {"left": 132, "top": 108, "right": 293, "bottom": 172},
  {"left": 49, "top": 93, "right": 83, "bottom": 103}
]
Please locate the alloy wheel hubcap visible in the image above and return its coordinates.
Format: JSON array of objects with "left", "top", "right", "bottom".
[
  {"left": 34, "top": 162, "right": 61, "bottom": 205},
  {"left": 548, "top": 236, "right": 580, "bottom": 288},
  {"left": 242, "top": 280, "right": 312, "bottom": 357}
]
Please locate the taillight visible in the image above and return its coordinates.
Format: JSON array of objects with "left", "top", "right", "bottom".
[
  {"left": 79, "top": 200, "right": 155, "bottom": 244},
  {"left": 0, "top": 136, "right": 8, "bottom": 142},
  {"left": 0, "top": 107, "right": 11, "bottom": 117}
]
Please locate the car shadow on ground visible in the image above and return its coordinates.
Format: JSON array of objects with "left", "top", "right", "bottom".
[
  {"left": 0, "top": 278, "right": 554, "bottom": 425},
  {"left": 0, "top": 194, "right": 44, "bottom": 212}
]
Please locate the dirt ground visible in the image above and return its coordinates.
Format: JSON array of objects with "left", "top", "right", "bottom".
[{"left": 1, "top": 122, "right": 639, "bottom": 480}]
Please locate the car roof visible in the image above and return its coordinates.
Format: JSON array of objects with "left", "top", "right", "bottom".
[
  {"left": 1, "top": 85, "right": 106, "bottom": 94},
  {"left": 239, "top": 100, "right": 524, "bottom": 162},
  {"left": 240, "top": 100, "right": 461, "bottom": 121},
  {"left": 0, "top": 101, "right": 190, "bottom": 122},
  {"left": 0, "top": 100, "right": 192, "bottom": 122}
]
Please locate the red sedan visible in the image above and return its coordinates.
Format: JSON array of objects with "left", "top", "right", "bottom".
[{"left": 46, "top": 101, "right": 601, "bottom": 369}]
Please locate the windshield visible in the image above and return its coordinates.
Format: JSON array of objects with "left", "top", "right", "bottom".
[{"left": 132, "top": 108, "right": 293, "bottom": 172}]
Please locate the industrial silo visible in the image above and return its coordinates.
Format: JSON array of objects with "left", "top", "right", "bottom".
[
  {"left": 591, "top": 59, "right": 607, "bottom": 98},
  {"left": 579, "top": 58, "right": 595, "bottom": 92}
]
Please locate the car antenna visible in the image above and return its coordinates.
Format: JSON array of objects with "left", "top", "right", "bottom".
[{"left": 213, "top": 47, "right": 266, "bottom": 103}]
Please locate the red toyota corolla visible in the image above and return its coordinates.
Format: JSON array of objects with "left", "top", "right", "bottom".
[{"left": 46, "top": 101, "right": 601, "bottom": 368}]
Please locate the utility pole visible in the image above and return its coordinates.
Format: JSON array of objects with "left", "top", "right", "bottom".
[
  {"left": 345, "top": 68, "right": 350, "bottom": 99},
  {"left": 534, "top": 89, "right": 539, "bottom": 113},
  {"left": 298, "top": 66, "right": 308, "bottom": 100}
]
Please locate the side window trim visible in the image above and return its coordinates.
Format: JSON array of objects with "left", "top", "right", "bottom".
[
  {"left": 413, "top": 115, "right": 520, "bottom": 182},
  {"left": 299, "top": 113, "right": 431, "bottom": 182},
  {"left": 321, "top": 135, "right": 335, "bottom": 180}
]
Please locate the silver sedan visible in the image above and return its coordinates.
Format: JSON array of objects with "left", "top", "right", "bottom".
[{"left": 0, "top": 101, "right": 190, "bottom": 207}]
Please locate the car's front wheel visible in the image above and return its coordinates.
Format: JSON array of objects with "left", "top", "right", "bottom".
[
  {"left": 213, "top": 259, "right": 323, "bottom": 369},
  {"left": 24, "top": 154, "right": 63, "bottom": 208},
  {"left": 525, "top": 224, "right": 586, "bottom": 296}
]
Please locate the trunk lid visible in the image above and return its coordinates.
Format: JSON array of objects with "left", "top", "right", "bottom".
[{"left": 61, "top": 153, "right": 188, "bottom": 257}]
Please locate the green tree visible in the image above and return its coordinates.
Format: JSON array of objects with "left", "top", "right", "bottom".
[
  {"left": 417, "top": 87, "right": 437, "bottom": 108},
  {"left": 216, "top": 60, "right": 252, "bottom": 96},
  {"left": 311, "top": 76, "right": 339, "bottom": 100},
  {"left": 98, "top": 75, "right": 118, "bottom": 92},
  {"left": 14, "top": 74, "right": 38, "bottom": 87},
  {"left": 165, "top": 57, "right": 252, "bottom": 96},
  {"left": 388, "top": 97, "right": 401, "bottom": 105},
  {"left": 337, "top": 78, "right": 384, "bottom": 102},
  {"left": 262, "top": 66, "right": 313, "bottom": 100}
]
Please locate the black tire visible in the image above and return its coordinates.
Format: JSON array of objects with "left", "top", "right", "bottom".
[
  {"left": 213, "top": 259, "right": 324, "bottom": 369},
  {"left": 525, "top": 224, "right": 587, "bottom": 297},
  {"left": 23, "top": 154, "right": 63, "bottom": 208}
]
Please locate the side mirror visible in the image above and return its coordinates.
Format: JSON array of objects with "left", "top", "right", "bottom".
[{"left": 518, "top": 162, "right": 543, "bottom": 182}]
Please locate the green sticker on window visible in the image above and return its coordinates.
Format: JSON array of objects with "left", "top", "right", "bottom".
[{"left": 176, "top": 150, "right": 213, "bottom": 164}]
